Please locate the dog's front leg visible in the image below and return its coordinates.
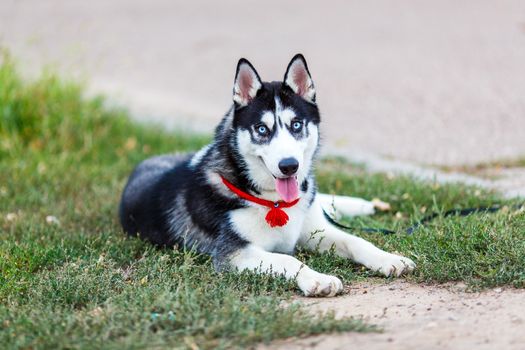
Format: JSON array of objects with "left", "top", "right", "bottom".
[
  {"left": 227, "top": 244, "right": 343, "bottom": 297},
  {"left": 299, "top": 197, "right": 415, "bottom": 277}
]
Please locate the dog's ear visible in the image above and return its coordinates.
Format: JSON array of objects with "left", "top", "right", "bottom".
[
  {"left": 233, "top": 58, "right": 263, "bottom": 107},
  {"left": 283, "top": 54, "right": 316, "bottom": 103}
]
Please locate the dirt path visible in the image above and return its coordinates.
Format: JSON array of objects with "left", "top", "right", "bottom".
[
  {"left": 2, "top": 0, "right": 525, "bottom": 166},
  {"left": 3, "top": 0, "right": 525, "bottom": 196},
  {"left": 261, "top": 280, "right": 525, "bottom": 350}
]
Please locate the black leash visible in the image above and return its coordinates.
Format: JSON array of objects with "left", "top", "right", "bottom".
[{"left": 323, "top": 203, "right": 524, "bottom": 235}]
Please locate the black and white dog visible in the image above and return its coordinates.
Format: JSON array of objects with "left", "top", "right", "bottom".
[{"left": 119, "top": 54, "right": 415, "bottom": 297}]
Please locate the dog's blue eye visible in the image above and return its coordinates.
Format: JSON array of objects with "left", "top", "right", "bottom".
[
  {"left": 257, "top": 125, "right": 268, "bottom": 136},
  {"left": 292, "top": 121, "right": 303, "bottom": 132}
]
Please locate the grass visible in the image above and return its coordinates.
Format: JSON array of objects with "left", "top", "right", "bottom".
[
  {"left": 314, "top": 160, "right": 525, "bottom": 287},
  {"left": 1, "top": 52, "right": 524, "bottom": 349}
]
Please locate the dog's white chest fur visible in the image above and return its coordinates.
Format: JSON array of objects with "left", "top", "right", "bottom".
[{"left": 229, "top": 203, "right": 309, "bottom": 254}]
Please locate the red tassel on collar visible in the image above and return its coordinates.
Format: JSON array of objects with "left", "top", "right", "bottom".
[{"left": 220, "top": 176, "right": 300, "bottom": 227}]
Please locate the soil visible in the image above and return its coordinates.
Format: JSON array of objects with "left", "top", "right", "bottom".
[{"left": 261, "top": 280, "right": 525, "bottom": 350}]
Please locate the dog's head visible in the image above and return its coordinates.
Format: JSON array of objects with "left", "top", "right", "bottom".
[{"left": 231, "top": 54, "right": 320, "bottom": 202}]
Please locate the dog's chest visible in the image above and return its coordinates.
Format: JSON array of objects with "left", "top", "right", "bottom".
[{"left": 229, "top": 204, "right": 308, "bottom": 253}]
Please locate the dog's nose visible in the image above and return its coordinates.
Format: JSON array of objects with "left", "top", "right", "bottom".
[{"left": 278, "top": 157, "right": 299, "bottom": 176}]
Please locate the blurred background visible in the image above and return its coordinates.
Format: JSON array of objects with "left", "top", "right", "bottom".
[{"left": 1, "top": 0, "right": 524, "bottom": 167}]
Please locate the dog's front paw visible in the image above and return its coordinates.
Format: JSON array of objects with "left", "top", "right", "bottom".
[
  {"left": 372, "top": 198, "right": 391, "bottom": 212},
  {"left": 297, "top": 270, "right": 343, "bottom": 297},
  {"left": 373, "top": 253, "right": 416, "bottom": 277}
]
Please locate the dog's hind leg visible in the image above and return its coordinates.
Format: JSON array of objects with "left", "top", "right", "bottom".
[
  {"left": 299, "top": 196, "right": 415, "bottom": 277},
  {"left": 227, "top": 245, "right": 343, "bottom": 297},
  {"left": 317, "top": 193, "right": 390, "bottom": 218}
]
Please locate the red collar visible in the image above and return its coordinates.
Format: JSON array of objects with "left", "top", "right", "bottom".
[{"left": 220, "top": 175, "right": 300, "bottom": 227}]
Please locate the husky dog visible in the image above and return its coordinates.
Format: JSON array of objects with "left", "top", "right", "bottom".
[{"left": 119, "top": 54, "right": 415, "bottom": 297}]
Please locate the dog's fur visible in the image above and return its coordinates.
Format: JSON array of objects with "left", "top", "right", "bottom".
[{"left": 119, "top": 54, "right": 415, "bottom": 297}]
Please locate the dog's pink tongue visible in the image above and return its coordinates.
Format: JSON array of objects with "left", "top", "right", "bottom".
[{"left": 275, "top": 177, "right": 299, "bottom": 203}]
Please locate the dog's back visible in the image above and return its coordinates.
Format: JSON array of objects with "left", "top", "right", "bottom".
[{"left": 119, "top": 154, "right": 192, "bottom": 246}]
